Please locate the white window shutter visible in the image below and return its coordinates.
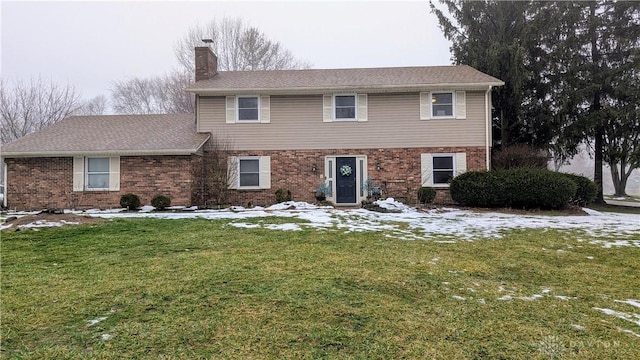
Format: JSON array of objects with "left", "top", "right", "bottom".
[
  {"left": 455, "top": 152, "right": 467, "bottom": 175},
  {"left": 227, "top": 156, "right": 238, "bottom": 189},
  {"left": 456, "top": 91, "right": 466, "bottom": 119},
  {"left": 420, "top": 153, "right": 432, "bottom": 186},
  {"left": 259, "top": 156, "right": 271, "bottom": 189},
  {"left": 323, "top": 95, "right": 333, "bottom": 122},
  {"left": 260, "top": 95, "right": 270, "bottom": 123},
  {"left": 109, "top": 156, "right": 120, "bottom": 191},
  {"left": 419, "top": 92, "right": 431, "bottom": 120},
  {"left": 73, "top": 156, "right": 85, "bottom": 191},
  {"left": 357, "top": 94, "right": 368, "bottom": 122},
  {"left": 226, "top": 96, "right": 236, "bottom": 123}
]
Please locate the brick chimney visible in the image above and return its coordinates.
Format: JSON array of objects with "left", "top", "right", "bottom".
[{"left": 195, "top": 47, "right": 218, "bottom": 82}]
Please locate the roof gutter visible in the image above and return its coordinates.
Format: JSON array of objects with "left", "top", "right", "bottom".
[
  {"left": 185, "top": 82, "right": 506, "bottom": 95},
  {"left": 1, "top": 148, "right": 205, "bottom": 158}
]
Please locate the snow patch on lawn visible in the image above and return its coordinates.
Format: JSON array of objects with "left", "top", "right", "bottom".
[
  {"left": 87, "top": 317, "right": 107, "bottom": 327},
  {"left": 616, "top": 299, "right": 640, "bottom": 309},
  {"left": 593, "top": 307, "right": 640, "bottom": 327},
  {"left": 590, "top": 240, "right": 640, "bottom": 248},
  {"left": 4, "top": 201, "right": 639, "bottom": 241},
  {"left": 20, "top": 220, "right": 79, "bottom": 228}
]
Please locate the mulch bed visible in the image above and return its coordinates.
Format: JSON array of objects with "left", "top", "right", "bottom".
[{"left": 2, "top": 212, "right": 108, "bottom": 231}]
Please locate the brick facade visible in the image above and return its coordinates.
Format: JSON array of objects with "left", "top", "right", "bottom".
[
  {"left": 5, "top": 147, "right": 486, "bottom": 210},
  {"left": 5, "top": 155, "right": 202, "bottom": 210},
  {"left": 213, "top": 146, "right": 486, "bottom": 207}
]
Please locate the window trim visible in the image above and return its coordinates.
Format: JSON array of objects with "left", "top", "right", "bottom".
[
  {"left": 236, "top": 95, "right": 261, "bottom": 123},
  {"left": 431, "top": 153, "right": 456, "bottom": 186},
  {"left": 237, "top": 156, "right": 261, "bottom": 189},
  {"left": 333, "top": 94, "right": 357, "bottom": 121},
  {"left": 85, "top": 157, "right": 110, "bottom": 191},
  {"left": 430, "top": 91, "right": 455, "bottom": 119}
]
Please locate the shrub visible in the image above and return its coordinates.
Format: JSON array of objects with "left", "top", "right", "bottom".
[
  {"left": 275, "top": 188, "right": 292, "bottom": 203},
  {"left": 120, "top": 193, "right": 141, "bottom": 210},
  {"left": 561, "top": 173, "right": 598, "bottom": 206},
  {"left": 492, "top": 144, "right": 549, "bottom": 170},
  {"left": 450, "top": 171, "right": 504, "bottom": 207},
  {"left": 151, "top": 195, "right": 171, "bottom": 210},
  {"left": 417, "top": 187, "right": 436, "bottom": 204},
  {"left": 450, "top": 169, "right": 576, "bottom": 210}
]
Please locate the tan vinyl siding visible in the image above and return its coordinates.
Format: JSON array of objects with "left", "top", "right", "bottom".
[{"left": 197, "top": 92, "right": 487, "bottom": 150}]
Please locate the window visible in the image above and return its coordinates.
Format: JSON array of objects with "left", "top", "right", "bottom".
[
  {"left": 432, "top": 155, "right": 454, "bottom": 185},
  {"left": 73, "top": 156, "right": 120, "bottom": 192},
  {"left": 334, "top": 95, "right": 356, "bottom": 120},
  {"left": 421, "top": 153, "right": 466, "bottom": 187},
  {"left": 86, "top": 157, "right": 110, "bottom": 189},
  {"left": 239, "top": 159, "right": 260, "bottom": 187},
  {"left": 431, "top": 92, "right": 454, "bottom": 118},
  {"left": 237, "top": 96, "right": 259, "bottom": 122}
]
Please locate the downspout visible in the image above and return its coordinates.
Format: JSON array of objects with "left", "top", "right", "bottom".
[
  {"left": 485, "top": 86, "right": 492, "bottom": 170},
  {"left": 2, "top": 158, "right": 7, "bottom": 208}
]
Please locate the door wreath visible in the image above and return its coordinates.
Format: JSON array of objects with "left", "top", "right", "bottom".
[{"left": 340, "top": 164, "right": 353, "bottom": 177}]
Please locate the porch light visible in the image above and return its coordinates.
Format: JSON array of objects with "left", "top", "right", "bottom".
[
  {"left": 312, "top": 164, "right": 317, "bottom": 173},
  {"left": 376, "top": 162, "right": 382, "bottom": 171}
]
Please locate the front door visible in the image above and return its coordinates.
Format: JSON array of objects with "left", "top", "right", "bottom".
[{"left": 335, "top": 157, "right": 357, "bottom": 204}]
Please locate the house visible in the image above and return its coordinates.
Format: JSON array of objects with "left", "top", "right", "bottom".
[
  {"left": 1, "top": 115, "right": 209, "bottom": 209},
  {"left": 0, "top": 47, "right": 503, "bottom": 210}
]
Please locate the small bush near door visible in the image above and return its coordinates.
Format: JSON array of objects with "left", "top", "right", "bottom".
[
  {"left": 120, "top": 193, "right": 141, "bottom": 210},
  {"left": 151, "top": 195, "right": 171, "bottom": 210},
  {"left": 275, "top": 188, "right": 292, "bottom": 203},
  {"left": 417, "top": 187, "right": 436, "bottom": 204}
]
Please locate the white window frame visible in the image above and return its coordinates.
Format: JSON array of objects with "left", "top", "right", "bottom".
[
  {"left": 430, "top": 91, "right": 455, "bottom": 119},
  {"left": 333, "top": 94, "right": 357, "bottom": 121},
  {"left": 85, "top": 157, "right": 110, "bottom": 190},
  {"left": 237, "top": 157, "right": 261, "bottom": 189},
  {"left": 431, "top": 153, "right": 455, "bottom": 186},
  {"left": 236, "top": 95, "right": 260, "bottom": 123}
]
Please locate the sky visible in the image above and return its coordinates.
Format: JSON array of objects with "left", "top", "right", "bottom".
[{"left": 1, "top": 0, "right": 453, "bottom": 101}]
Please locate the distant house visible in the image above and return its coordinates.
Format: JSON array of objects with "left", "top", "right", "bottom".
[{"left": 0, "top": 47, "right": 503, "bottom": 210}]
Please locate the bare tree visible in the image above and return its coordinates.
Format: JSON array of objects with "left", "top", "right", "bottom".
[
  {"left": 75, "top": 95, "right": 109, "bottom": 115},
  {"left": 0, "top": 77, "right": 80, "bottom": 144},
  {"left": 174, "top": 17, "right": 311, "bottom": 74},
  {"left": 195, "top": 134, "right": 237, "bottom": 207},
  {"left": 110, "top": 70, "right": 193, "bottom": 114}
]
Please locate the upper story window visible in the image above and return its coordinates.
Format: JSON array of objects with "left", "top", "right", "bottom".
[
  {"left": 86, "top": 157, "right": 110, "bottom": 189},
  {"left": 334, "top": 95, "right": 357, "bottom": 120},
  {"left": 237, "top": 96, "right": 260, "bottom": 122},
  {"left": 431, "top": 92, "right": 454, "bottom": 118}
]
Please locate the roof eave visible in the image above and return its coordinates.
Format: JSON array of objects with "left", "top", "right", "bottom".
[
  {"left": 1, "top": 148, "right": 206, "bottom": 158},
  {"left": 185, "top": 82, "right": 505, "bottom": 95}
]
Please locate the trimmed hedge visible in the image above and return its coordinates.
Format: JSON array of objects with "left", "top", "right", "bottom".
[
  {"left": 151, "top": 195, "right": 171, "bottom": 210},
  {"left": 417, "top": 187, "right": 436, "bottom": 204},
  {"left": 450, "top": 169, "right": 577, "bottom": 210},
  {"left": 561, "top": 173, "right": 598, "bottom": 206},
  {"left": 120, "top": 193, "right": 141, "bottom": 210}
]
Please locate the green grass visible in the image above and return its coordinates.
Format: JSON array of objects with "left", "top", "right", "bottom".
[{"left": 2, "top": 218, "right": 639, "bottom": 359}]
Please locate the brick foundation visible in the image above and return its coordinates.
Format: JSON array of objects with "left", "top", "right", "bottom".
[{"left": 5, "top": 155, "right": 202, "bottom": 210}]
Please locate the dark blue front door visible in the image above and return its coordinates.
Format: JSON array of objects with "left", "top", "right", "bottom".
[{"left": 336, "top": 157, "right": 357, "bottom": 204}]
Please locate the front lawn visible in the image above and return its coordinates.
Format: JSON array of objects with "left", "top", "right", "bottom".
[{"left": 2, "top": 217, "right": 639, "bottom": 359}]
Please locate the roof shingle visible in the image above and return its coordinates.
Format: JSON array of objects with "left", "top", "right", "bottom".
[
  {"left": 1, "top": 114, "right": 209, "bottom": 157},
  {"left": 185, "top": 65, "right": 504, "bottom": 93}
]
